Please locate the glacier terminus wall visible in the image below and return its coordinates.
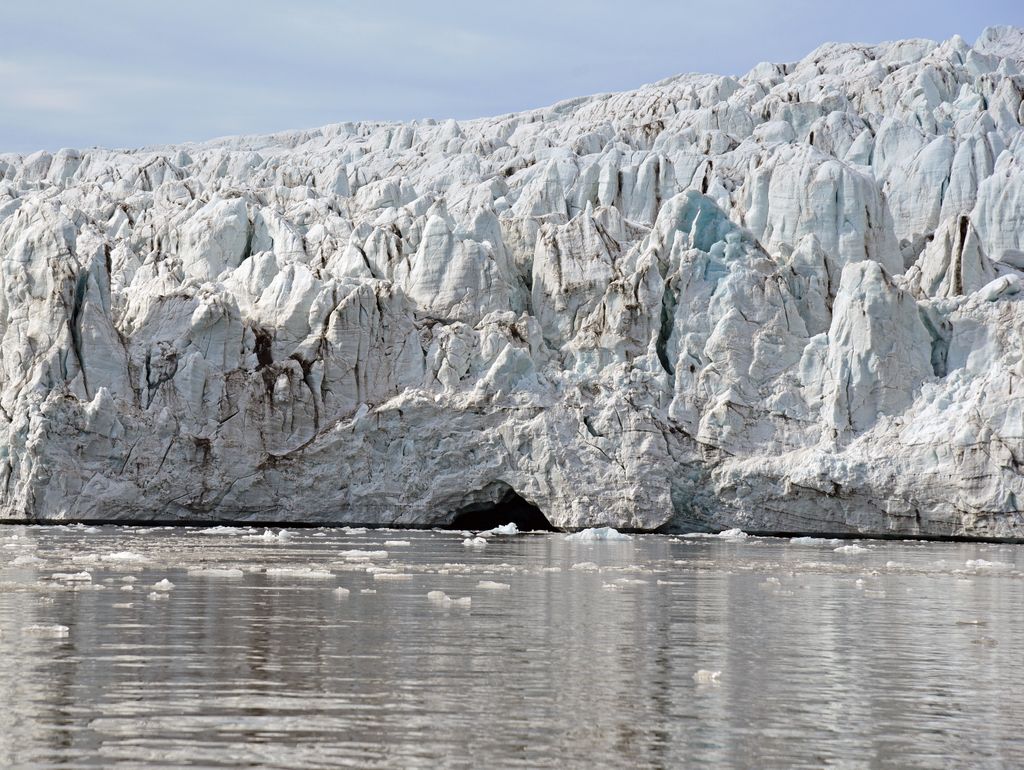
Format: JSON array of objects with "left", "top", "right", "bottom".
[{"left": 2, "top": 27, "right": 1024, "bottom": 536}]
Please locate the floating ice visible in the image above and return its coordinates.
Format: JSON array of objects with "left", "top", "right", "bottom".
[
  {"left": 152, "top": 579, "right": 175, "bottom": 591},
  {"left": 570, "top": 562, "right": 600, "bottom": 571},
  {"left": 427, "top": 590, "right": 472, "bottom": 608},
  {"left": 246, "top": 529, "right": 291, "bottom": 542},
  {"left": 462, "top": 537, "right": 487, "bottom": 548},
  {"left": 383, "top": 540, "right": 412, "bottom": 547},
  {"left": 265, "top": 567, "right": 332, "bottom": 579},
  {"left": 198, "top": 526, "right": 244, "bottom": 536},
  {"left": 51, "top": 571, "right": 92, "bottom": 582},
  {"left": 693, "top": 669, "right": 722, "bottom": 683},
  {"left": 23, "top": 624, "right": 70, "bottom": 638},
  {"left": 565, "top": 527, "right": 632, "bottom": 542},
  {"left": 477, "top": 580, "right": 511, "bottom": 590},
  {"left": 834, "top": 544, "right": 870, "bottom": 554},
  {"left": 100, "top": 552, "right": 146, "bottom": 563},
  {"left": 480, "top": 523, "right": 519, "bottom": 536},
  {"left": 147, "top": 591, "right": 168, "bottom": 601},
  {"left": 965, "top": 559, "right": 1013, "bottom": 572},
  {"left": 333, "top": 587, "right": 351, "bottom": 598},
  {"left": 373, "top": 572, "right": 412, "bottom": 581},
  {"left": 339, "top": 550, "right": 389, "bottom": 561},
  {"left": 186, "top": 567, "right": 244, "bottom": 578},
  {"left": 11, "top": 554, "right": 42, "bottom": 566},
  {"left": 789, "top": 537, "right": 841, "bottom": 546}
]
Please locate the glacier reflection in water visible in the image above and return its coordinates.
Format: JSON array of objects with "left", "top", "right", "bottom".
[{"left": 1, "top": 525, "right": 1022, "bottom": 768}]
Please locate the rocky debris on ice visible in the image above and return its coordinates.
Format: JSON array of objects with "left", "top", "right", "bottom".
[{"left": 2, "top": 28, "right": 1024, "bottom": 538}]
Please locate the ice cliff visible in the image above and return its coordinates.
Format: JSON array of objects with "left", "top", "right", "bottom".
[{"left": 2, "top": 27, "right": 1024, "bottom": 537}]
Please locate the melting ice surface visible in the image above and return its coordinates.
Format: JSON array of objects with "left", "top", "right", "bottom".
[{"left": 1, "top": 526, "right": 1024, "bottom": 768}]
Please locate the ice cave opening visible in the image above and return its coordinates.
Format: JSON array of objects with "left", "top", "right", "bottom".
[{"left": 449, "top": 489, "right": 556, "bottom": 532}]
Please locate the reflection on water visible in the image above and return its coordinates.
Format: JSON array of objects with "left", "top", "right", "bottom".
[{"left": 1, "top": 525, "right": 1022, "bottom": 768}]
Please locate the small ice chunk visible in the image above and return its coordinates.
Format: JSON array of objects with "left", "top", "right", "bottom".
[
  {"left": 480, "top": 523, "right": 519, "bottom": 536},
  {"left": 187, "top": 567, "right": 244, "bottom": 578},
  {"left": 148, "top": 591, "right": 168, "bottom": 601},
  {"left": 693, "top": 669, "right": 721, "bottom": 683},
  {"left": 463, "top": 537, "right": 487, "bottom": 547},
  {"left": 834, "top": 544, "right": 869, "bottom": 554},
  {"left": 965, "top": 559, "right": 1013, "bottom": 571},
  {"left": 198, "top": 526, "right": 242, "bottom": 535},
  {"left": 477, "top": 580, "right": 511, "bottom": 590},
  {"left": 265, "top": 567, "right": 332, "bottom": 579},
  {"left": 427, "top": 590, "right": 471, "bottom": 608},
  {"left": 716, "top": 528, "right": 748, "bottom": 540},
  {"left": 51, "top": 571, "right": 92, "bottom": 582},
  {"left": 152, "top": 579, "right": 175, "bottom": 591},
  {"left": 333, "top": 587, "right": 350, "bottom": 598},
  {"left": 101, "top": 552, "right": 146, "bottom": 563},
  {"left": 789, "top": 536, "right": 840, "bottom": 545},
  {"left": 383, "top": 540, "right": 412, "bottom": 547},
  {"left": 120, "top": 585, "right": 134, "bottom": 592},
  {"left": 11, "top": 554, "right": 42, "bottom": 566},
  {"left": 339, "top": 550, "right": 389, "bottom": 561},
  {"left": 570, "top": 562, "right": 599, "bottom": 571},
  {"left": 23, "top": 624, "right": 70, "bottom": 638},
  {"left": 245, "top": 529, "right": 290, "bottom": 542},
  {"left": 565, "top": 527, "right": 631, "bottom": 542},
  {"left": 373, "top": 572, "right": 412, "bottom": 581}
]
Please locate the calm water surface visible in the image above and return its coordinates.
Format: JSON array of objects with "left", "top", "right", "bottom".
[{"left": 0, "top": 524, "right": 1022, "bottom": 768}]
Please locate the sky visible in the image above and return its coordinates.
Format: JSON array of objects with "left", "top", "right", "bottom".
[{"left": 1, "top": 1, "right": 1021, "bottom": 153}]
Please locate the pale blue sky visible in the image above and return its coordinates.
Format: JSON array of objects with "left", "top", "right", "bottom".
[{"left": 1, "top": 1, "right": 1021, "bottom": 153}]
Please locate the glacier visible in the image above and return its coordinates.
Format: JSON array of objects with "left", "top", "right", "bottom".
[{"left": 2, "top": 27, "right": 1024, "bottom": 537}]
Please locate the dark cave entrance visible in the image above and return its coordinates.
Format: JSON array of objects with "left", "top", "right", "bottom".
[{"left": 449, "top": 489, "right": 556, "bottom": 532}]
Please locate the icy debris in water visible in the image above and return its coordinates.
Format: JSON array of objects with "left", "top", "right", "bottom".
[
  {"left": 198, "top": 526, "right": 245, "bottom": 535},
  {"left": 360, "top": 589, "right": 376, "bottom": 594},
  {"left": 148, "top": 591, "right": 168, "bottom": 601},
  {"left": 339, "top": 550, "right": 389, "bottom": 561},
  {"left": 965, "top": 559, "right": 1013, "bottom": 572},
  {"left": 187, "top": 567, "right": 244, "bottom": 578},
  {"left": 864, "top": 589, "right": 886, "bottom": 598},
  {"left": 542, "top": 566, "right": 562, "bottom": 573},
  {"left": 682, "top": 529, "right": 747, "bottom": 540},
  {"left": 101, "top": 552, "right": 146, "bottom": 563},
  {"left": 342, "top": 527, "right": 368, "bottom": 534},
  {"left": 246, "top": 529, "right": 291, "bottom": 542},
  {"left": 570, "top": 562, "right": 599, "bottom": 571},
  {"left": 120, "top": 585, "right": 134, "bottom": 592},
  {"left": 612, "top": 578, "right": 647, "bottom": 586},
  {"left": 834, "top": 544, "right": 869, "bottom": 554},
  {"left": 112, "top": 603, "right": 133, "bottom": 609},
  {"left": 463, "top": 537, "right": 487, "bottom": 547},
  {"left": 23, "top": 624, "right": 70, "bottom": 638},
  {"left": 333, "top": 587, "right": 350, "bottom": 598},
  {"left": 121, "top": 576, "right": 137, "bottom": 583},
  {"left": 716, "top": 528, "right": 748, "bottom": 540},
  {"left": 565, "top": 527, "right": 631, "bottom": 542},
  {"left": 477, "top": 580, "right": 511, "bottom": 590},
  {"left": 427, "top": 590, "right": 472, "bottom": 609},
  {"left": 855, "top": 579, "right": 866, "bottom": 588},
  {"left": 83, "top": 527, "right": 100, "bottom": 534},
  {"left": 11, "top": 554, "right": 42, "bottom": 566},
  {"left": 266, "top": 567, "right": 332, "bottom": 579},
  {"left": 789, "top": 536, "right": 841, "bottom": 545},
  {"left": 693, "top": 669, "right": 721, "bottom": 683},
  {"left": 51, "top": 571, "right": 92, "bottom": 582},
  {"left": 152, "top": 579, "right": 175, "bottom": 591},
  {"left": 384, "top": 540, "right": 412, "bottom": 547},
  {"left": 480, "top": 523, "right": 519, "bottom": 536},
  {"left": 373, "top": 572, "right": 412, "bottom": 581}
]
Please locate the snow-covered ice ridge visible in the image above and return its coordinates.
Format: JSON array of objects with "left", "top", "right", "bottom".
[{"left": 2, "top": 27, "right": 1024, "bottom": 537}]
